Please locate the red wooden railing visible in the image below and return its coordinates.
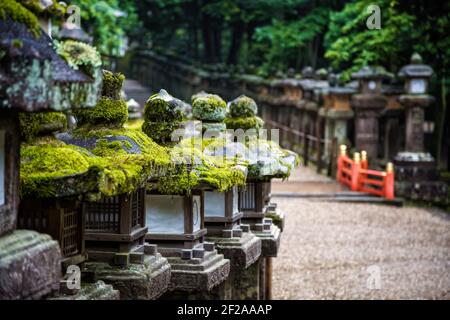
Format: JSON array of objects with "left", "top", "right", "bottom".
[{"left": 337, "top": 146, "right": 395, "bottom": 200}]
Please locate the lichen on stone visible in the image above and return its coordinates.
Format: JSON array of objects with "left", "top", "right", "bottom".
[{"left": 54, "top": 40, "right": 102, "bottom": 77}]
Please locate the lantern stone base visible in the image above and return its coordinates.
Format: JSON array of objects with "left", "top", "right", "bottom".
[
  {"left": 50, "top": 281, "right": 120, "bottom": 300},
  {"left": 206, "top": 232, "right": 261, "bottom": 271},
  {"left": 264, "top": 203, "right": 285, "bottom": 232},
  {"left": 163, "top": 249, "right": 230, "bottom": 294},
  {"left": 0, "top": 230, "right": 61, "bottom": 300},
  {"left": 394, "top": 152, "right": 448, "bottom": 203},
  {"left": 242, "top": 216, "right": 281, "bottom": 257},
  {"left": 82, "top": 253, "right": 171, "bottom": 300}
]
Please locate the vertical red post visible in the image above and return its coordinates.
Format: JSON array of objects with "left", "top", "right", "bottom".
[
  {"left": 337, "top": 145, "right": 346, "bottom": 182},
  {"left": 361, "top": 150, "right": 368, "bottom": 170},
  {"left": 351, "top": 152, "right": 361, "bottom": 191},
  {"left": 384, "top": 162, "right": 395, "bottom": 200}
]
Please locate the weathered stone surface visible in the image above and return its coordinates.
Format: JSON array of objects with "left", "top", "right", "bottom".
[
  {"left": 82, "top": 254, "right": 171, "bottom": 300},
  {"left": 50, "top": 281, "right": 120, "bottom": 300},
  {"left": 253, "top": 225, "right": 281, "bottom": 258},
  {"left": 0, "top": 230, "right": 61, "bottom": 300},
  {"left": 206, "top": 232, "right": 261, "bottom": 271},
  {"left": 166, "top": 250, "right": 230, "bottom": 292}
]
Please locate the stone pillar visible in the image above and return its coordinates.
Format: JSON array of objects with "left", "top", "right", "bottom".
[{"left": 351, "top": 66, "right": 390, "bottom": 160}]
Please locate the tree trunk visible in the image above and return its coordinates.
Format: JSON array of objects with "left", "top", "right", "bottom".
[{"left": 227, "top": 20, "right": 245, "bottom": 65}]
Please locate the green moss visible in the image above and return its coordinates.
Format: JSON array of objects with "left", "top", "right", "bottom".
[
  {"left": 143, "top": 90, "right": 184, "bottom": 123},
  {"left": 0, "top": 0, "right": 41, "bottom": 37},
  {"left": 102, "top": 70, "right": 124, "bottom": 99},
  {"left": 142, "top": 90, "right": 185, "bottom": 144},
  {"left": 192, "top": 94, "right": 227, "bottom": 122},
  {"left": 54, "top": 40, "right": 102, "bottom": 77},
  {"left": 19, "top": 111, "right": 67, "bottom": 141},
  {"left": 12, "top": 38, "right": 23, "bottom": 48},
  {"left": 224, "top": 116, "right": 264, "bottom": 131},
  {"left": 73, "top": 97, "right": 128, "bottom": 127},
  {"left": 228, "top": 95, "right": 258, "bottom": 117}
]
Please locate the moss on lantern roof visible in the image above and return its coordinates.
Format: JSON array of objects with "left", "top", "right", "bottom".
[
  {"left": 142, "top": 89, "right": 185, "bottom": 144},
  {"left": 73, "top": 70, "right": 127, "bottom": 128},
  {"left": 0, "top": 0, "right": 41, "bottom": 37},
  {"left": 18, "top": 0, "right": 67, "bottom": 19},
  {"left": 228, "top": 95, "right": 258, "bottom": 118},
  {"left": 192, "top": 93, "right": 227, "bottom": 122},
  {"left": 54, "top": 40, "right": 102, "bottom": 78},
  {"left": 73, "top": 97, "right": 128, "bottom": 127},
  {"left": 19, "top": 111, "right": 67, "bottom": 141},
  {"left": 21, "top": 131, "right": 174, "bottom": 198},
  {"left": 224, "top": 116, "right": 264, "bottom": 131},
  {"left": 149, "top": 137, "right": 247, "bottom": 195}
]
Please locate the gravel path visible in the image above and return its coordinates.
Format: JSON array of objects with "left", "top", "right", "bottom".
[{"left": 271, "top": 169, "right": 450, "bottom": 299}]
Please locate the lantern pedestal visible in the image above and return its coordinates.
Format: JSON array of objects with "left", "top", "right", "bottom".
[
  {"left": 394, "top": 94, "right": 448, "bottom": 203},
  {"left": 394, "top": 152, "right": 448, "bottom": 202},
  {"left": 204, "top": 231, "right": 262, "bottom": 300},
  {"left": 50, "top": 281, "right": 120, "bottom": 300},
  {"left": 82, "top": 247, "right": 171, "bottom": 300},
  {"left": 0, "top": 230, "right": 61, "bottom": 300}
]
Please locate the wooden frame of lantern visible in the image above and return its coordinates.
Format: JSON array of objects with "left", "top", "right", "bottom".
[
  {"left": 83, "top": 188, "right": 147, "bottom": 266},
  {"left": 202, "top": 186, "right": 244, "bottom": 238},
  {"left": 0, "top": 110, "right": 20, "bottom": 236},
  {"left": 18, "top": 197, "right": 87, "bottom": 269},
  {"left": 145, "top": 190, "right": 208, "bottom": 259}
]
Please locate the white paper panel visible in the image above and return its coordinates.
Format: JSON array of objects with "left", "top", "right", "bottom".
[
  {"left": 146, "top": 194, "right": 185, "bottom": 234},
  {"left": 410, "top": 79, "right": 426, "bottom": 94},
  {"left": 192, "top": 195, "right": 201, "bottom": 232},
  {"left": 204, "top": 191, "right": 225, "bottom": 217},
  {"left": 0, "top": 131, "right": 5, "bottom": 206}
]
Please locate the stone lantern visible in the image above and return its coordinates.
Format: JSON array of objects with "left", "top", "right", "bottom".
[
  {"left": 351, "top": 66, "right": 391, "bottom": 160},
  {"left": 0, "top": 5, "right": 102, "bottom": 299},
  {"left": 56, "top": 71, "right": 172, "bottom": 300},
  {"left": 319, "top": 85, "right": 355, "bottom": 176},
  {"left": 394, "top": 53, "right": 448, "bottom": 202}
]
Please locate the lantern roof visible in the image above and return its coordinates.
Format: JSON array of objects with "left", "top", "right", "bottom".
[
  {"left": 59, "top": 22, "right": 92, "bottom": 43},
  {"left": 398, "top": 53, "right": 433, "bottom": 79},
  {"left": 352, "top": 66, "right": 393, "bottom": 80},
  {"left": 0, "top": 11, "right": 100, "bottom": 112}
]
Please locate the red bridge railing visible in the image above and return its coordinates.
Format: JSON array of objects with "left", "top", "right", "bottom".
[{"left": 337, "top": 146, "right": 395, "bottom": 200}]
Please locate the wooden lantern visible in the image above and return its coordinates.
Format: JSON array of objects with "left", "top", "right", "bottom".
[
  {"left": 203, "top": 186, "right": 244, "bottom": 238},
  {"left": 18, "top": 197, "right": 87, "bottom": 269},
  {"left": 83, "top": 188, "right": 147, "bottom": 266},
  {"left": 145, "top": 190, "right": 207, "bottom": 259}
]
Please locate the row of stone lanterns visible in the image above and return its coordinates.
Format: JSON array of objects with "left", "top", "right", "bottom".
[{"left": 0, "top": 3, "right": 297, "bottom": 300}]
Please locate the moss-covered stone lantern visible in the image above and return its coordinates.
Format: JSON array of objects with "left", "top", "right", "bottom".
[
  {"left": 143, "top": 103, "right": 233, "bottom": 296},
  {"left": 55, "top": 71, "right": 173, "bottom": 300},
  {"left": 0, "top": 0, "right": 105, "bottom": 300}
]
